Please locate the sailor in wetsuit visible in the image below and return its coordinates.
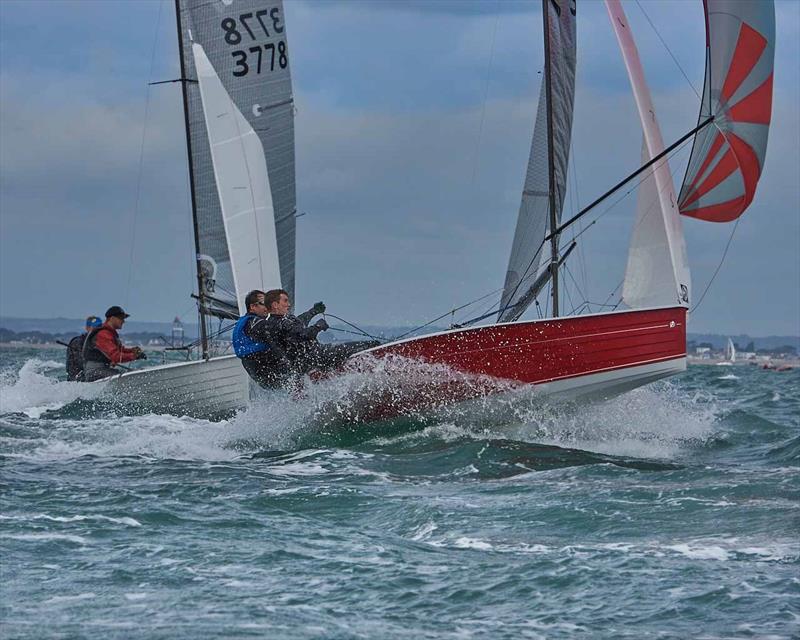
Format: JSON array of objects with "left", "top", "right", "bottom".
[
  {"left": 66, "top": 315, "right": 103, "bottom": 381},
  {"left": 232, "top": 289, "right": 299, "bottom": 389},
  {"left": 233, "top": 289, "right": 379, "bottom": 388}
]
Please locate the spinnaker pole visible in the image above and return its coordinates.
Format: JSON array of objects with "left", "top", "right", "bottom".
[{"left": 174, "top": 0, "right": 209, "bottom": 360}]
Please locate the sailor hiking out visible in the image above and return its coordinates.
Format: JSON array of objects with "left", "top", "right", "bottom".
[
  {"left": 65, "top": 315, "right": 102, "bottom": 381},
  {"left": 233, "top": 289, "right": 379, "bottom": 389},
  {"left": 82, "top": 306, "right": 146, "bottom": 381}
]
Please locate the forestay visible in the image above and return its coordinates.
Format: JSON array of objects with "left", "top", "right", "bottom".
[
  {"left": 178, "top": 0, "right": 297, "bottom": 312},
  {"left": 606, "top": 0, "right": 691, "bottom": 309},
  {"left": 678, "top": 0, "right": 775, "bottom": 222},
  {"left": 499, "top": 0, "right": 576, "bottom": 323}
]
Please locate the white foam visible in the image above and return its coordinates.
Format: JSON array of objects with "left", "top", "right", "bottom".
[
  {"left": 11, "top": 413, "right": 238, "bottom": 462},
  {"left": 666, "top": 543, "right": 731, "bottom": 561},
  {"left": 2, "top": 533, "right": 90, "bottom": 544},
  {"left": 44, "top": 593, "right": 97, "bottom": 604},
  {"left": 717, "top": 374, "right": 739, "bottom": 380},
  {"left": 0, "top": 358, "right": 105, "bottom": 417},
  {"left": 452, "top": 536, "right": 494, "bottom": 551},
  {"left": 499, "top": 381, "right": 718, "bottom": 459},
  {"left": 17, "top": 513, "right": 142, "bottom": 527}
]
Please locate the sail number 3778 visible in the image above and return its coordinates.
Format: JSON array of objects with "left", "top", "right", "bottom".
[{"left": 220, "top": 7, "right": 288, "bottom": 77}]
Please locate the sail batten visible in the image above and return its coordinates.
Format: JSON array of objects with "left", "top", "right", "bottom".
[
  {"left": 677, "top": 0, "right": 775, "bottom": 222},
  {"left": 499, "top": 0, "right": 576, "bottom": 323}
]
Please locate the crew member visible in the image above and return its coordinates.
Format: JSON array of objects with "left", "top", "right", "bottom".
[
  {"left": 82, "top": 306, "right": 146, "bottom": 381},
  {"left": 66, "top": 315, "right": 102, "bottom": 381},
  {"left": 232, "top": 289, "right": 293, "bottom": 389},
  {"left": 260, "top": 289, "right": 380, "bottom": 378}
]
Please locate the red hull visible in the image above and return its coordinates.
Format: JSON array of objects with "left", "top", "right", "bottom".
[{"left": 333, "top": 307, "right": 687, "bottom": 423}]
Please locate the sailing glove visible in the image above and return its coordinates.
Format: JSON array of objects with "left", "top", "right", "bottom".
[
  {"left": 314, "top": 319, "right": 329, "bottom": 332},
  {"left": 136, "top": 351, "right": 148, "bottom": 360},
  {"left": 311, "top": 302, "right": 326, "bottom": 316}
]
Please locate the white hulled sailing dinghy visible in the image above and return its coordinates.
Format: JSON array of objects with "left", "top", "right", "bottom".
[
  {"left": 99, "top": 0, "right": 774, "bottom": 423},
  {"left": 97, "top": 0, "right": 298, "bottom": 418}
]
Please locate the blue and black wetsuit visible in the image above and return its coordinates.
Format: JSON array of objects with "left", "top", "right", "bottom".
[
  {"left": 233, "top": 314, "right": 292, "bottom": 389},
  {"left": 234, "top": 307, "right": 380, "bottom": 388}
]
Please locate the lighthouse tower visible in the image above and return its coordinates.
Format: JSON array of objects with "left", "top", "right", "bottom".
[{"left": 171, "top": 317, "right": 184, "bottom": 348}]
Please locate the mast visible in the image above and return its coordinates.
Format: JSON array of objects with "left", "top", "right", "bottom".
[
  {"left": 173, "top": 0, "right": 209, "bottom": 360},
  {"left": 542, "top": 0, "right": 560, "bottom": 317}
]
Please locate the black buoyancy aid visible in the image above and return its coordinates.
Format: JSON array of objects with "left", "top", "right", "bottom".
[
  {"left": 66, "top": 333, "right": 87, "bottom": 381},
  {"left": 82, "top": 326, "right": 119, "bottom": 364}
]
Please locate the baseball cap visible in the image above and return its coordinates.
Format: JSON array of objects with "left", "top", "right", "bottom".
[
  {"left": 105, "top": 306, "right": 131, "bottom": 319},
  {"left": 85, "top": 316, "right": 102, "bottom": 328}
]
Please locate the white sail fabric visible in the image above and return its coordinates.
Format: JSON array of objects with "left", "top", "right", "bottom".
[
  {"left": 179, "top": 0, "right": 296, "bottom": 303},
  {"left": 499, "top": 0, "right": 576, "bottom": 322},
  {"left": 193, "top": 43, "right": 281, "bottom": 315},
  {"left": 606, "top": 0, "right": 691, "bottom": 309},
  {"left": 678, "top": 0, "right": 774, "bottom": 222}
]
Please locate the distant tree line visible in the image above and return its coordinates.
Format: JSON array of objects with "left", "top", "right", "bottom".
[
  {"left": 0, "top": 328, "right": 172, "bottom": 346},
  {"left": 687, "top": 339, "right": 797, "bottom": 356}
]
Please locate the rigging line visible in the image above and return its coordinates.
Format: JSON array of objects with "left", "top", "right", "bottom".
[
  {"left": 324, "top": 313, "right": 383, "bottom": 342},
  {"left": 568, "top": 140, "right": 589, "bottom": 295},
  {"left": 566, "top": 136, "right": 693, "bottom": 248},
  {"left": 562, "top": 262, "right": 586, "bottom": 314},
  {"left": 496, "top": 130, "right": 693, "bottom": 320},
  {"left": 329, "top": 326, "right": 377, "bottom": 340},
  {"left": 124, "top": 0, "right": 165, "bottom": 308},
  {"left": 598, "top": 139, "right": 691, "bottom": 308},
  {"left": 414, "top": 138, "right": 694, "bottom": 333},
  {"left": 563, "top": 266, "right": 576, "bottom": 316},
  {"left": 470, "top": 0, "right": 501, "bottom": 187},
  {"left": 392, "top": 286, "right": 506, "bottom": 341},
  {"left": 545, "top": 115, "right": 713, "bottom": 241},
  {"left": 470, "top": 136, "right": 692, "bottom": 326},
  {"left": 690, "top": 217, "right": 741, "bottom": 314},
  {"left": 181, "top": 320, "right": 235, "bottom": 350},
  {"left": 634, "top": 0, "right": 701, "bottom": 100}
]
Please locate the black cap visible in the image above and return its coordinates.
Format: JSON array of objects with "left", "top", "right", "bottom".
[{"left": 105, "top": 306, "right": 130, "bottom": 319}]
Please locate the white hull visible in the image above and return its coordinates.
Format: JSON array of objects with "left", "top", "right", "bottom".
[
  {"left": 532, "top": 355, "right": 686, "bottom": 401},
  {"left": 98, "top": 356, "right": 250, "bottom": 420}
]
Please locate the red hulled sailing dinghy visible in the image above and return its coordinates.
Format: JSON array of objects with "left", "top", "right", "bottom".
[{"left": 326, "top": 0, "right": 775, "bottom": 423}]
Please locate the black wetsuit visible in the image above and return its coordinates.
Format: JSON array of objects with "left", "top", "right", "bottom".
[
  {"left": 66, "top": 333, "right": 87, "bottom": 381},
  {"left": 241, "top": 308, "right": 379, "bottom": 388}
]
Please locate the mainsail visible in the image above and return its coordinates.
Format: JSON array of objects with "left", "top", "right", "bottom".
[
  {"left": 177, "top": 0, "right": 296, "bottom": 314},
  {"left": 606, "top": 0, "right": 691, "bottom": 309},
  {"left": 499, "top": 0, "right": 576, "bottom": 323},
  {"left": 678, "top": 0, "right": 775, "bottom": 222}
]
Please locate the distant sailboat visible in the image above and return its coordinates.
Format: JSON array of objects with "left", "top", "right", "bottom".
[{"left": 718, "top": 337, "right": 737, "bottom": 365}]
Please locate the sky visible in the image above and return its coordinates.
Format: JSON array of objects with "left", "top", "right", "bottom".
[{"left": 1, "top": 0, "right": 798, "bottom": 335}]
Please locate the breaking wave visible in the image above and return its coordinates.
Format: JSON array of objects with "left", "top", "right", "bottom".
[
  {"left": 0, "top": 358, "right": 105, "bottom": 418},
  {"left": 1, "top": 354, "right": 718, "bottom": 465}
]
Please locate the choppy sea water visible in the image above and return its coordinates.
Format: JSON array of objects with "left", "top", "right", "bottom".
[{"left": 1, "top": 346, "right": 797, "bottom": 639}]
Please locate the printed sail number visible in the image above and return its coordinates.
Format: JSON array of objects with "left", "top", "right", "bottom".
[{"left": 218, "top": 7, "right": 288, "bottom": 77}]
